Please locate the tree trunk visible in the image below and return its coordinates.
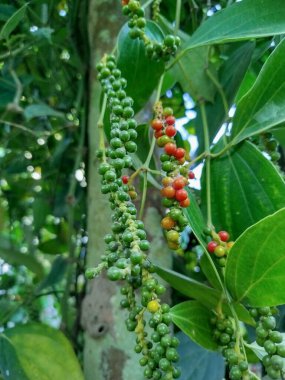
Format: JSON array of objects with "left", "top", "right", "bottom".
[{"left": 81, "top": 2, "right": 172, "bottom": 379}]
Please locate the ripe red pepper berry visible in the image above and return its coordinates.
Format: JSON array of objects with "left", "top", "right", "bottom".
[
  {"left": 188, "top": 171, "right": 195, "bottom": 179},
  {"left": 151, "top": 119, "right": 163, "bottom": 131},
  {"left": 218, "top": 231, "right": 230, "bottom": 242},
  {"left": 164, "top": 143, "right": 177, "bottom": 156},
  {"left": 122, "top": 175, "right": 129, "bottom": 184},
  {"left": 180, "top": 198, "right": 190, "bottom": 207},
  {"left": 172, "top": 176, "right": 187, "bottom": 190},
  {"left": 175, "top": 189, "right": 188, "bottom": 202},
  {"left": 165, "top": 115, "right": 176, "bottom": 125},
  {"left": 174, "top": 148, "right": 186, "bottom": 159},
  {"left": 165, "top": 125, "right": 177, "bottom": 137},
  {"left": 207, "top": 241, "right": 218, "bottom": 253}
]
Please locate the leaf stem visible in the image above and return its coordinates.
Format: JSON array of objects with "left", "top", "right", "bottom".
[
  {"left": 200, "top": 101, "right": 212, "bottom": 228},
  {"left": 98, "top": 94, "right": 108, "bottom": 162},
  {"left": 206, "top": 68, "right": 229, "bottom": 116},
  {"left": 175, "top": 0, "right": 182, "bottom": 35},
  {"left": 139, "top": 172, "right": 148, "bottom": 220}
]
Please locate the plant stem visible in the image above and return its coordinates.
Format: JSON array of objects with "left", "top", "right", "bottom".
[
  {"left": 0, "top": 120, "right": 38, "bottom": 136},
  {"left": 139, "top": 172, "right": 148, "bottom": 220},
  {"left": 175, "top": 0, "right": 182, "bottom": 35},
  {"left": 142, "top": 0, "right": 154, "bottom": 9},
  {"left": 206, "top": 68, "right": 229, "bottom": 116},
  {"left": 98, "top": 94, "right": 108, "bottom": 162},
  {"left": 200, "top": 101, "right": 213, "bottom": 228}
]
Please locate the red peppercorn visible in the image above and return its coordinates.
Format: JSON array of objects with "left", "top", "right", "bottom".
[
  {"left": 165, "top": 115, "right": 176, "bottom": 125},
  {"left": 122, "top": 175, "right": 129, "bottom": 184},
  {"left": 175, "top": 189, "right": 188, "bottom": 202},
  {"left": 154, "top": 130, "right": 164, "bottom": 139},
  {"left": 175, "top": 148, "right": 186, "bottom": 159},
  {"left": 207, "top": 241, "right": 218, "bottom": 253},
  {"left": 188, "top": 171, "right": 195, "bottom": 179},
  {"left": 161, "top": 186, "right": 176, "bottom": 199},
  {"left": 173, "top": 176, "right": 187, "bottom": 190},
  {"left": 218, "top": 231, "right": 230, "bottom": 242},
  {"left": 180, "top": 198, "right": 190, "bottom": 207},
  {"left": 165, "top": 125, "right": 177, "bottom": 137},
  {"left": 151, "top": 119, "right": 163, "bottom": 131},
  {"left": 164, "top": 143, "right": 177, "bottom": 156}
]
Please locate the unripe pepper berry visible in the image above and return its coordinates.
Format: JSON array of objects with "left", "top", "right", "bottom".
[
  {"left": 162, "top": 176, "right": 174, "bottom": 187},
  {"left": 214, "top": 245, "right": 226, "bottom": 257},
  {"left": 147, "top": 300, "right": 160, "bottom": 313}
]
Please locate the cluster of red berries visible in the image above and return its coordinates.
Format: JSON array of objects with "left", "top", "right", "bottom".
[
  {"left": 206, "top": 230, "right": 234, "bottom": 266},
  {"left": 161, "top": 176, "right": 190, "bottom": 208},
  {"left": 150, "top": 104, "right": 195, "bottom": 250}
]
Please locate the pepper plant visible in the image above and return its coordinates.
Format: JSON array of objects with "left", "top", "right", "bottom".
[{"left": 1, "top": 1, "right": 285, "bottom": 380}]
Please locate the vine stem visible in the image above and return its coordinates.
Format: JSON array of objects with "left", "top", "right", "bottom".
[
  {"left": 97, "top": 94, "right": 108, "bottom": 162},
  {"left": 199, "top": 101, "right": 213, "bottom": 229},
  {"left": 199, "top": 103, "right": 248, "bottom": 367},
  {"left": 0, "top": 119, "right": 38, "bottom": 136},
  {"left": 175, "top": 0, "right": 182, "bottom": 35},
  {"left": 139, "top": 74, "right": 165, "bottom": 218},
  {"left": 205, "top": 68, "right": 229, "bottom": 116}
]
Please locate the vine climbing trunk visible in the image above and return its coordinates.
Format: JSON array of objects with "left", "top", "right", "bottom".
[
  {"left": 82, "top": 2, "right": 172, "bottom": 379},
  {"left": 81, "top": 1, "right": 142, "bottom": 379}
]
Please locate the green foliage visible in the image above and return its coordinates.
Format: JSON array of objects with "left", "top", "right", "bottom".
[
  {"left": 226, "top": 208, "right": 285, "bottom": 307},
  {"left": 0, "top": 324, "right": 84, "bottom": 380}
]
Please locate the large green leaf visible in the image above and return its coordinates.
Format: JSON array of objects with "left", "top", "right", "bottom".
[
  {"left": 0, "top": 323, "right": 84, "bottom": 380},
  {"left": 0, "top": 3, "right": 28, "bottom": 40},
  {"left": 117, "top": 21, "right": 165, "bottom": 113},
  {"left": 177, "top": 332, "right": 225, "bottom": 379},
  {"left": 195, "top": 41, "right": 255, "bottom": 154},
  {"left": 184, "top": 189, "right": 207, "bottom": 246},
  {"left": 231, "top": 39, "right": 285, "bottom": 144},
  {"left": 156, "top": 266, "right": 254, "bottom": 325},
  {"left": 201, "top": 141, "right": 285, "bottom": 239},
  {"left": 170, "top": 301, "right": 218, "bottom": 351},
  {"left": 182, "top": 0, "right": 285, "bottom": 50},
  {"left": 225, "top": 208, "right": 285, "bottom": 307}
]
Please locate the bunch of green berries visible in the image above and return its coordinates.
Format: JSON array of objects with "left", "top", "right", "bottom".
[
  {"left": 210, "top": 314, "right": 250, "bottom": 380},
  {"left": 87, "top": 54, "right": 180, "bottom": 379},
  {"left": 121, "top": 0, "right": 181, "bottom": 61},
  {"left": 250, "top": 307, "right": 285, "bottom": 379}
]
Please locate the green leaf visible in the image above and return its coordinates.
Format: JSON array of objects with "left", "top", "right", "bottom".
[
  {"left": 183, "top": 0, "right": 285, "bottom": 50},
  {"left": 0, "top": 3, "right": 28, "bottom": 40},
  {"left": 117, "top": 21, "right": 165, "bottom": 112},
  {"left": 231, "top": 39, "right": 285, "bottom": 144},
  {"left": 156, "top": 266, "right": 254, "bottom": 325},
  {"left": 38, "top": 238, "right": 67, "bottom": 254},
  {"left": 225, "top": 208, "right": 285, "bottom": 307},
  {"left": 170, "top": 301, "right": 218, "bottom": 351},
  {"left": 0, "top": 236, "right": 44, "bottom": 278},
  {"left": 195, "top": 41, "right": 255, "bottom": 154},
  {"left": 24, "top": 104, "right": 64, "bottom": 120},
  {"left": 36, "top": 256, "right": 68, "bottom": 293},
  {"left": 202, "top": 141, "right": 285, "bottom": 239},
  {"left": 174, "top": 46, "right": 217, "bottom": 102},
  {"left": 184, "top": 188, "right": 207, "bottom": 246},
  {"left": 176, "top": 332, "right": 225, "bottom": 380},
  {"left": 0, "top": 323, "right": 84, "bottom": 380}
]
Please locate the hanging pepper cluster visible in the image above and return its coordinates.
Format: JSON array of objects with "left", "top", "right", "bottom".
[{"left": 87, "top": 54, "right": 181, "bottom": 380}]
